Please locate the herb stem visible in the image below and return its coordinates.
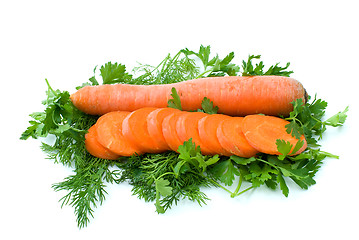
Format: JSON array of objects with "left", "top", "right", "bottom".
[
  {"left": 231, "top": 175, "right": 243, "bottom": 198},
  {"left": 206, "top": 177, "right": 233, "bottom": 195},
  {"left": 233, "top": 186, "right": 255, "bottom": 197},
  {"left": 45, "top": 78, "right": 58, "bottom": 96},
  {"left": 195, "top": 69, "right": 213, "bottom": 79},
  {"left": 157, "top": 171, "right": 176, "bottom": 180}
]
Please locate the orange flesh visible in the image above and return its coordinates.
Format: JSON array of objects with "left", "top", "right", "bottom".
[
  {"left": 85, "top": 125, "right": 120, "bottom": 160},
  {"left": 95, "top": 111, "right": 143, "bottom": 156},
  {"left": 217, "top": 117, "right": 259, "bottom": 158},
  {"left": 147, "top": 108, "right": 180, "bottom": 151},
  {"left": 162, "top": 111, "right": 186, "bottom": 152},
  {"left": 122, "top": 107, "right": 165, "bottom": 153},
  {"left": 198, "top": 114, "right": 232, "bottom": 156},
  {"left": 175, "top": 112, "right": 214, "bottom": 155},
  {"left": 242, "top": 115, "right": 307, "bottom": 155},
  {"left": 70, "top": 76, "right": 305, "bottom": 117}
]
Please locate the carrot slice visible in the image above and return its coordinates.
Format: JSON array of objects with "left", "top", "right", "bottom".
[
  {"left": 198, "top": 114, "right": 232, "bottom": 156},
  {"left": 85, "top": 125, "right": 120, "bottom": 160},
  {"left": 176, "top": 111, "right": 214, "bottom": 155},
  {"left": 242, "top": 115, "right": 307, "bottom": 155},
  {"left": 162, "top": 111, "right": 186, "bottom": 152},
  {"left": 147, "top": 108, "right": 180, "bottom": 151},
  {"left": 96, "top": 111, "right": 143, "bottom": 156},
  {"left": 122, "top": 107, "right": 165, "bottom": 153},
  {"left": 217, "top": 117, "right": 259, "bottom": 158}
]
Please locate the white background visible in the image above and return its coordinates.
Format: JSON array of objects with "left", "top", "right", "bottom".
[{"left": 1, "top": 0, "right": 358, "bottom": 239}]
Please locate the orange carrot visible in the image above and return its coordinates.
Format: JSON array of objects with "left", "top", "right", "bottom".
[
  {"left": 84, "top": 125, "right": 120, "bottom": 160},
  {"left": 198, "top": 114, "right": 232, "bottom": 156},
  {"left": 147, "top": 107, "right": 180, "bottom": 151},
  {"left": 71, "top": 76, "right": 306, "bottom": 117},
  {"left": 85, "top": 108, "right": 308, "bottom": 159},
  {"left": 95, "top": 111, "right": 143, "bottom": 156},
  {"left": 217, "top": 117, "right": 259, "bottom": 158},
  {"left": 242, "top": 114, "right": 307, "bottom": 155},
  {"left": 122, "top": 107, "right": 165, "bottom": 153},
  {"left": 175, "top": 111, "right": 215, "bottom": 155},
  {"left": 162, "top": 111, "right": 186, "bottom": 152}
]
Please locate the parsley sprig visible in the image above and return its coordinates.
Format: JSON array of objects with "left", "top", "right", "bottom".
[{"left": 21, "top": 45, "right": 348, "bottom": 228}]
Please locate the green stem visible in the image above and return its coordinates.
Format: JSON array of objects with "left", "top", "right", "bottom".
[
  {"left": 173, "top": 168, "right": 235, "bottom": 197},
  {"left": 233, "top": 186, "right": 254, "bottom": 197},
  {"left": 45, "top": 78, "right": 57, "bottom": 96},
  {"left": 207, "top": 178, "right": 233, "bottom": 195},
  {"left": 195, "top": 69, "right": 213, "bottom": 79},
  {"left": 231, "top": 175, "right": 243, "bottom": 198},
  {"left": 157, "top": 171, "right": 176, "bottom": 180},
  {"left": 256, "top": 158, "right": 279, "bottom": 170}
]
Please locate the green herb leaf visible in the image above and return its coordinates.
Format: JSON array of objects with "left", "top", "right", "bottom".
[
  {"left": 167, "top": 87, "right": 182, "bottom": 110},
  {"left": 201, "top": 97, "right": 219, "bottom": 114},
  {"left": 211, "top": 159, "right": 240, "bottom": 186},
  {"left": 277, "top": 173, "right": 289, "bottom": 197},
  {"left": 181, "top": 45, "right": 240, "bottom": 77},
  {"left": 324, "top": 106, "right": 349, "bottom": 127},
  {"left": 100, "top": 62, "right": 132, "bottom": 84},
  {"left": 230, "top": 156, "right": 257, "bottom": 165},
  {"left": 276, "top": 139, "right": 293, "bottom": 160},
  {"left": 155, "top": 178, "right": 173, "bottom": 197},
  {"left": 241, "top": 55, "right": 293, "bottom": 77}
]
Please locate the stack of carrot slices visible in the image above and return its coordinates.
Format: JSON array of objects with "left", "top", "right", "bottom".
[{"left": 85, "top": 107, "right": 307, "bottom": 160}]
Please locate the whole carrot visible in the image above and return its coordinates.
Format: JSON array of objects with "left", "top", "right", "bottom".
[{"left": 71, "top": 76, "right": 307, "bottom": 117}]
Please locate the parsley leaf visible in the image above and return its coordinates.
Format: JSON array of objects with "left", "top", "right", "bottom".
[
  {"left": 176, "top": 139, "right": 219, "bottom": 174},
  {"left": 285, "top": 97, "right": 348, "bottom": 144},
  {"left": 276, "top": 139, "right": 304, "bottom": 160},
  {"left": 155, "top": 178, "right": 173, "bottom": 197},
  {"left": 277, "top": 173, "right": 289, "bottom": 197},
  {"left": 241, "top": 54, "right": 293, "bottom": 77},
  {"left": 100, "top": 62, "right": 133, "bottom": 84},
  {"left": 285, "top": 121, "right": 304, "bottom": 140},
  {"left": 167, "top": 87, "right": 182, "bottom": 110},
  {"left": 200, "top": 97, "right": 219, "bottom": 114},
  {"left": 181, "top": 45, "right": 240, "bottom": 77},
  {"left": 324, "top": 106, "right": 349, "bottom": 127},
  {"left": 154, "top": 177, "right": 173, "bottom": 213},
  {"left": 211, "top": 158, "right": 240, "bottom": 186},
  {"left": 276, "top": 139, "right": 294, "bottom": 160}
]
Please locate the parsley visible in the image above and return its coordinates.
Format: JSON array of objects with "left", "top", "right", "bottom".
[
  {"left": 21, "top": 45, "right": 348, "bottom": 228},
  {"left": 167, "top": 87, "right": 182, "bottom": 110},
  {"left": 284, "top": 96, "right": 349, "bottom": 144},
  {"left": 241, "top": 54, "right": 293, "bottom": 77},
  {"left": 21, "top": 79, "right": 124, "bottom": 228},
  {"left": 200, "top": 97, "right": 219, "bottom": 114},
  {"left": 181, "top": 45, "right": 240, "bottom": 77}
]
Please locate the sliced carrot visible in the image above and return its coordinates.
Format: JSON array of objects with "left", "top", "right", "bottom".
[
  {"left": 122, "top": 107, "right": 165, "bottom": 153},
  {"left": 217, "top": 117, "right": 259, "bottom": 158},
  {"left": 176, "top": 111, "right": 214, "bottom": 155},
  {"left": 85, "top": 125, "right": 120, "bottom": 160},
  {"left": 198, "top": 114, "right": 232, "bottom": 156},
  {"left": 162, "top": 111, "right": 186, "bottom": 152},
  {"left": 95, "top": 111, "right": 143, "bottom": 156},
  {"left": 242, "top": 114, "right": 307, "bottom": 155},
  {"left": 147, "top": 107, "right": 180, "bottom": 151}
]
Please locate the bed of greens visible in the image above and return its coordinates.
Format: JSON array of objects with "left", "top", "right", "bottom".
[{"left": 21, "top": 45, "right": 348, "bottom": 228}]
